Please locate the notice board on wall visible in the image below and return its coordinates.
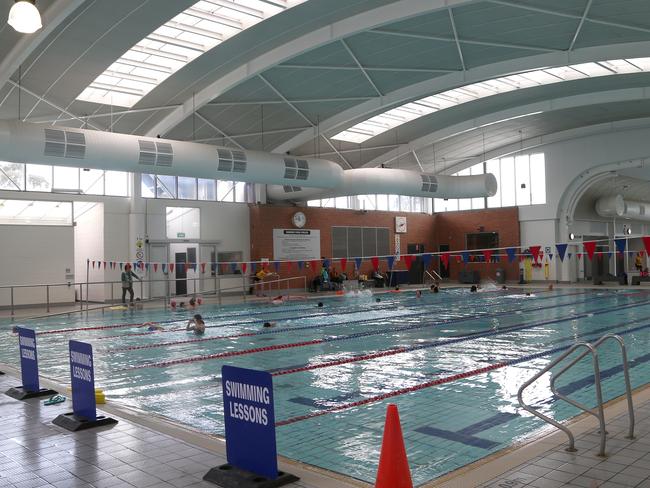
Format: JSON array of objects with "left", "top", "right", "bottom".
[{"left": 273, "top": 229, "right": 320, "bottom": 261}]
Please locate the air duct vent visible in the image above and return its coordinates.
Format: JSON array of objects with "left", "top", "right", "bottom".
[
  {"left": 284, "top": 157, "right": 309, "bottom": 181},
  {"left": 283, "top": 185, "right": 302, "bottom": 193},
  {"left": 421, "top": 174, "right": 438, "bottom": 193},
  {"left": 217, "top": 148, "right": 247, "bottom": 173},
  {"left": 44, "top": 128, "right": 86, "bottom": 159},
  {"left": 139, "top": 140, "right": 173, "bottom": 167}
]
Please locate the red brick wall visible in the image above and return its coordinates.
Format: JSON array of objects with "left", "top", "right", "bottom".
[
  {"left": 249, "top": 205, "right": 520, "bottom": 282},
  {"left": 433, "top": 207, "right": 520, "bottom": 282},
  {"left": 249, "top": 205, "right": 435, "bottom": 278}
]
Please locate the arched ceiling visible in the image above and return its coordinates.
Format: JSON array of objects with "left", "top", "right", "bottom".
[{"left": 4, "top": 0, "right": 650, "bottom": 175}]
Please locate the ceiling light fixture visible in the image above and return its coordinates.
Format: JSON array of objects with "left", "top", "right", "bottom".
[{"left": 8, "top": 0, "right": 42, "bottom": 34}]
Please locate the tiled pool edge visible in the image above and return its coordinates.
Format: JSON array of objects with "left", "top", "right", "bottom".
[
  {"left": 427, "top": 382, "right": 650, "bottom": 487},
  {"left": 0, "top": 363, "right": 370, "bottom": 488}
]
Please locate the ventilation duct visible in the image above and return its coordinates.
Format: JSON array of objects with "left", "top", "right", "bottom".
[
  {"left": 267, "top": 168, "right": 498, "bottom": 201},
  {"left": 0, "top": 121, "right": 497, "bottom": 199},
  {"left": 595, "top": 195, "right": 650, "bottom": 222},
  {"left": 0, "top": 121, "right": 343, "bottom": 189}
]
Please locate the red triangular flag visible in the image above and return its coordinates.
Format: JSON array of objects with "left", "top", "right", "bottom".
[
  {"left": 440, "top": 253, "right": 450, "bottom": 268},
  {"left": 529, "top": 246, "right": 541, "bottom": 263},
  {"left": 169, "top": 263, "right": 174, "bottom": 273},
  {"left": 153, "top": 263, "right": 158, "bottom": 272},
  {"left": 200, "top": 262, "right": 205, "bottom": 273},
  {"left": 242, "top": 262, "right": 248, "bottom": 274},
  {"left": 482, "top": 250, "right": 492, "bottom": 263},
  {"left": 103, "top": 261, "right": 107, "bottom": 269},
  {"left": 403, "top": 255, "right": 413, "bottom": 270},
  {"left": 371, "top": 257, "right": 379, "bottom": 271},
  {"left": 577, "top": 253, "right": 583, "bottom": 260},
  {"left": 92, "top": 260, "right": 95, "bottom": 269},
  {"left": 285, "top": 262, "right": 291, "bottom": 272},
  {"left": 340, "top": 258, "right": 347, "bottom": 271},
  {"left": 642, "top": 237, "right": 650, "bottom": 255},
  {"left": 455, "top": 255, "right": 462, "bottom": 264},
  {"left": 311, "top": 260, "right": 320, "bottom": 271},
  {"left": 583, "top": 241, "right": 596, "bottom": 261}
]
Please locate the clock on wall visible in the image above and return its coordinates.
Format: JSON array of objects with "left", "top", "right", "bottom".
[
  {"left": 292, "top": 211, "right": 307, "bottom": 228},
  {"left": 395, "top": 216, "right": 407, "bottom": 233}
]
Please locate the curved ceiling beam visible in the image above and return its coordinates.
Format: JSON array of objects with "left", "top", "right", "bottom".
[
  {"left": 274, "top": 40, "right": 650, "bottom": 154},
  {"left": 0, "top": 0, "right": 87, "bottom": 94},
  {"left": 144, "top": 0, "right": 477, "bottom": 138},
  {"left": 362, "top": 86, "right": 650, "bottom": 170}
]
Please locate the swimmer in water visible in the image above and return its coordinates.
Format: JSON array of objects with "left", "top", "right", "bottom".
[
  {"left": 263, "top": 321, "right": 276, "bottom": 328},
  {"left": 186, "top": 314, "right": 205, "bottom": 335},
  {"left": 416, "top": 290, "right": 422, "bottom": 298},
  {"left": 433, "top": 285, "right": 439, "bottom": 293},
  {"left": 470, "top": 285, "right": 478, "bottom": 292},
  {"left": 376, "top": 298, "right": 381, "bottom": 303},
  {"left": 317, "top": 302, "right": 323, "bottom": 308},
  {"left": 139, "top": 322, "right": 164, "bottom": 331},
  {"left": 502, "top": 285, "right": 508, "bottom": 290},
  {"left": 271, "top": 295, "right": 285, "bottom": 305},
  {"left": 170, "top": 300, "right": 177, "bottom": 309},
  {"left": 178, "top": 301, "right": 186, "bottom": 309},
  {"left": 188, "top": 297, "right": 197, "bottom": 308}
]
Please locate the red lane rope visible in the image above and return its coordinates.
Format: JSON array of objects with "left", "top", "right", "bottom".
[
  {"left": 122, "top": 338, "right": 325, "bottom": 370},
  {"left": 275, "top": 362, "right": 508, "bottom": 426}
]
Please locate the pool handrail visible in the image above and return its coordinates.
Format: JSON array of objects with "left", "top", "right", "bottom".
[
  {"left": 517, "top": 342, "right": 601, "bottom": 454},
  {"left": 550, "top": 334, "right": 635, "bottom": 441}
]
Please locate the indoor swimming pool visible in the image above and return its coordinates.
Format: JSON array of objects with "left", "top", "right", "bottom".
[{"left": 2, "top": 288, "right": 650, "bottom": 485}]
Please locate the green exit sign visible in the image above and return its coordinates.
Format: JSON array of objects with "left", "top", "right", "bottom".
[{"left": 177, "top": 232, "right": 186, "bottom": 238}]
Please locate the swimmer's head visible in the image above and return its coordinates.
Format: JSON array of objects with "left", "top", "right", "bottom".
[
  {"left": 189, "top": 297, "right": 196, "bottom": 306},
  {"left": 433, "top": 286, "right": 439, "bottom": 293},
  {"left": 317, "top": 302, "right": 323, "bottom": 307},
  {"left": 430, "top": 284, "right": 435, "bottom": 290},
  {"left": 526, "top": 292, "right": 531, "bottom": 296},
  {"left": 502, "top": 285, "right": 507, "bottom": 290},
  {"left": 395, "top": 286, "right": 400, "bottom": 291},
  {"left": 179, "top": 302, "right": 185, "bottom": 308},
  {"left": 197, "top": 297, "right": 203, "bottom": 305},
  {"left": 263, "top": 322, "right": 273, "bottom": 328},
  {"left": 170, "top": 300, "right": 176, "bottom": 308},
  {"left": 194, "top": 314, "right": 203, "bottom": 321},
  {"left": 376, "top": 298, "right": 381, "bottom": 302},
  {"left": 11, "top": 325, "right": 18, "bottom": 333},
  {"left": 470, "top": 285, "right": 477, "bottom": 292}
]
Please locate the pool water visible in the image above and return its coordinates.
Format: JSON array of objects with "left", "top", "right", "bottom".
[{"left": 2, "top": 288, "right": 650, "bottom": 485}]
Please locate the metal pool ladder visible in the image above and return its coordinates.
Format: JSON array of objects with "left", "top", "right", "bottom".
[{"left": 517, "top": 334, "right": 635, "bottom": 457}]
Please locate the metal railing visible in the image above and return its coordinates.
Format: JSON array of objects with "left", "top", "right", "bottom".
[
  {"left": 0, "top": 274, "right": 308, "bottom": 318},
  {"left": 424, "top": 270, "right": 442, "bottom": 282},
  {"left": 517, "top": 333, "right": 635, "bottom": 457}
]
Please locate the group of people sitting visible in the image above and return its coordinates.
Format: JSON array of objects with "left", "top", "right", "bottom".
[{"left": 311, "top": 263, "right": 347, "bottom": 292}]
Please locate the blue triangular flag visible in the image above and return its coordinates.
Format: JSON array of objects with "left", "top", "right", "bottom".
[
  {"left": 354, "top": 257, "right": 362, "bottom": 269},
  {"left": 607, "top": 252, "right": 612, "bottom": 259},
  {"left": 145, "top": 262, "right": 150, "bottom": 270},
  {"left": 273, "top": 261, "right": 280, "bottom": 272},
  {"left": 230, "top": 262, "right": 238, "bottom": 273},
  {"left": 615, "top": 238, "right": 626, "bottom": 254},
  {"left": 422, "top": 254, "right": 433, "bottom": 267},
  {"left": 297, "top": 261, "right": 303, "bottom": 270},
  {"left": 506, "top": 248, "right": 517, "bottom": 263},
  {"left": 119, "top": 262, "right": 123, "bottom": 270},
  {"left": 178, "top": 263, "right": 184, "bottom": 273},
  {"left": 251, "top": 262, "right": 257, "bottom": 273},
  {"left": 322, "top": 259, "right": 330, "bottom": 269},
  {"left": 567, "top": 253, "right": 573, "bottom": 259},
  {"left": 386, "top": 256, "right": 395, "bottom": 269},
  {"left": 461, "top": 251, "right": 470, "bottom": 263},
  {"left": 162, "top": 263, "right": 166, "bottom": 273},
  {"left": 548, "top": 254, "right": 553, "bottom": 261},
  {"left": 556, "top": 243, "right": 568, "bottom": 262}
]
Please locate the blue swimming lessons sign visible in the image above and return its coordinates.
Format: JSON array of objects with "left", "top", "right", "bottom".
[
  {"left": 68, "top": 340, "right": 96, "bottom": 421},
  {"left": 222, "top": 365, "right": 278, "bottom": 479},
  {"left": 17, "top": 327, "right": 39, "bottom": 392}
]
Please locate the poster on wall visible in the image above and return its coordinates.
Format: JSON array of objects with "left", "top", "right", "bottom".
[{"left": 273, "top": 229, "right": 321, "bottom": 261}]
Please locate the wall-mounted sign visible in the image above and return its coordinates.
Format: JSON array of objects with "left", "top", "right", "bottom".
[
  {"left": 395, "top": 216, "right": 407, "bottom": 233},
  {"left": 273, "top": 229, "right": 320, "bottom": 261},
  {"left": 177, "top": 232, "right": 186, "bottom": 238}
]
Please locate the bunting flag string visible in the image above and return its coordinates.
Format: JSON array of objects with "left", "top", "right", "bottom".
[
  {"left": 555, "top": 243, "right": 568, "bottom": 262},
  {"left": 583, "top": 241, "right": 596, "bottom": 261},
  {"left": 506, "top": 248, "right": 517, "bottom": 263},
  {"left": 354, "top": 257, "right": 362, "bottom": 270},
  {"left": 615, "top": 238, "right": 627, "bottom": 254},
  {"left": 230, "top": 262, "right": 238, "bottom": 274},
  {"left": 370, "top": 256, "right": 379, "bottom": 271},
  {"left": 386, "top": 256, "right": 395, "bottom": 270},
  {"left": 440, "top": 253, "right": 450, "bottom": 269},
  {"left": 529, "top": 246, "right": 541, "bottom": 263},
  {"left": 403, "top": 255, "right": 414, "bottom": 270},
  {"left": 461, "top": 251, "right": 470, "bottom": 264},
  {"left": 422, "top": 254, "right": 433, "bottom": 268},
  {"left": 200, "top": 262, "right": 206, "bottom": 274},
  {"left": 643, "top": 237, "right": 650, "bottom": 255},
  {"left": 340, "top": 258, "right": 347, "bottom": 271},
  {"left": 482, "top": 249, "right": 492, "bottom": 263}
]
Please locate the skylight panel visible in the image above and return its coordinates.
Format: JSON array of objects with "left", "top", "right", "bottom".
[
  {"left": 77, "top": 0, "right": 306, "bottom": 107},
  {"left": 332, "top": 56, "right": 650, "bottom": 144}
]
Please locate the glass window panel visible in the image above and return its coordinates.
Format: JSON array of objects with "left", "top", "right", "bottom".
[
  {"left": 335, "top": 196, "right": 348, "bottom": 209},
  {"left": 388, "top": 194, "right": 400, "bottom": 211},
  {"left": 26, "top": 164, "right": 52, "bottom": 192},
  {"left": 217, "top": 180, "right": 234, "bottom": 201},
  {"left": 424, "top": 198, "right": 433, "bottom": 214},
  {"left": 321, "top": 198, "right": 335, "bottom": 208},
  {"left": 472, "top": 197, "right": 485, "bottom": 209},
  {"left": 80, "top": 169, "right": 104, "bottom": 195},
  {"left": 377, "top": 194, "right": 388, "bottom": 211},
  {"left": 307, "top": 199, "right": 321, "bottom": 207},
  {"left": 166, "top": 207, "right": 200, "bottom": 239},
  {"left": 435, "top": 198, "right": 458, "bottom": 212},
  {"left": 458, "top": 198, "right": 471, "bottom": 210},
  {"left": 198, "top": 178, "right": 216, "bottom": 201},
  {"left": 234, "top": 181, "right": 247, "bottom": 202},
  {"left": 178, "top": 176, "right": 197, "bottom": 200},
  {"left": 399, "top": 195, "right": 411, "bottom": 212},
  {"left": 105, "top": 171, "right": 128, "bottom": 196},
  {"left": 515, "top": 155, "right": 531, "bottom": 206},
  {"left": 412, "top": 197, "right": 422, "bottom": 213},
  {"left": 0, "top": 162, "right": 25, "bottom": 190},
  {"left": 470, "top": 163, "right": 484, "bottom": 175},
  {"left": 357, "top": 194, "right": 376, "bottom": 211},
  {"left": 500, "top": 157, "right": 515, "bottom": 207},
  {"left": 156, "top": 175, "right": 177, "bottom": 199},
  {"left": 530, "top": 153, "right": 547, "bottom": 204},
  {"left": 0, "top": 200, "right": 71, "bottom": 226},
  {"left": 52, "top": 167, "right": 80, "bottom": 191},
  {"left": 486, "top": 159, "right": 501, "bottom": 208},
  {"left": 141, "top": 173, "right": 156, "bottom": 198}
]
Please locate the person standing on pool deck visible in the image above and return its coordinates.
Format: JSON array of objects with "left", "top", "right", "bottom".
[{"left": 121, "top": 264, "right": 141, "bottom": 304}]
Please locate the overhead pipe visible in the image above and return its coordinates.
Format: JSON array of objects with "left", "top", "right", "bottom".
[{"left": 595, "top": 194, "right": 650, "bottom": 222}]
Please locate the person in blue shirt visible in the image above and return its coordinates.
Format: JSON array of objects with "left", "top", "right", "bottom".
[{"left": 121, "top": 263, "right": 141, "bottom": 304}]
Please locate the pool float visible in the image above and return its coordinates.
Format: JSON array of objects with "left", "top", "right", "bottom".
[
  {"left": 66, "top": 387, "right": 106, "bottom": 404},
  {"left": 109, "top": 305, "right": 128, "bottom": 310}
]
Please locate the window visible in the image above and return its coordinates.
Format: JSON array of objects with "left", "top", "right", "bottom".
[
  {"left": 466, "top": 232, "right": 499, "bottom": 260},
  {"left": 0, "top": 162, "right": 25, "bottom": 191},
  {"left": 529, "top": 153, "right": 546, "bottom": 204},
  {"left": 80, "top": 169, "right": 104, "bottom": 195},
  {"left": 217, "top": 180, "right": 234, "bottom": 201},
  {"left": 217, "top": 251, "right": 243, "bottom": 275},
  {"left": 0, "top": 199, "right": 72, "bottom": 226},
  {"left": 198, "top": 178, "right": 216, "bottom": 201},
  {"left": 166, "top": 207, "right": 200, "bottom": 239},
  {"left": 178, "top": 176, "right": 197, "bottom": 200},
  {"left": 26, "top": 164, "right": 52, "bottom": 192},
  {"left": 331, "top": 226, "right": 390, "bottom": 259},
  {"left": 53, "top": 166, "right": 80, "bottom": 191},
  {"left": 141, "top": 173, "right": 156, "bottom": 198},
  {"left": 157, "top": 175, "right": 177, "bottom": 199}
]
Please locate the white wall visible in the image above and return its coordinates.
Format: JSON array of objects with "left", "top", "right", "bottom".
[
  {"left": 0, "top": 225, "right": 75, "bottom": 306},
  {"left": 74, "top": 202, "right": 105, "bottom": 302},
  {"left": 517, "top": 125, "right": 650, "bottom": 281}
]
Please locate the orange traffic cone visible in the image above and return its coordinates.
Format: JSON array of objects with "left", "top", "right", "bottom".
[{"left": 375, "top": 403, "right": 413, "bottom": 488}]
